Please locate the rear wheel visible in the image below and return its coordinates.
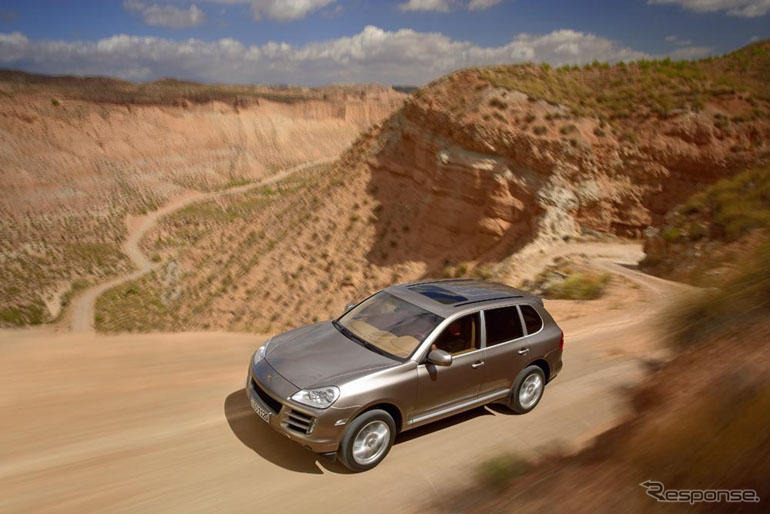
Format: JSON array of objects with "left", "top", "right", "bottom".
[
  {"left": 338, "top": 409, "right": 396, "bottom": 472},
  {"left": 507, "top": 365, "right": 545, "bottom": 414}
]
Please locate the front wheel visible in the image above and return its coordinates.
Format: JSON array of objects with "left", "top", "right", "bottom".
[
  {"left": 338, "top": 409, "right": 396, "bottom": 472},
  {"left": 507, "top": 365, "right": 545, "bottom": 414}
]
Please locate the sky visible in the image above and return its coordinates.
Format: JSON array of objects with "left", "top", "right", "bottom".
[{"left": 0, "top": 0, "right": 768, "bottom": 86}]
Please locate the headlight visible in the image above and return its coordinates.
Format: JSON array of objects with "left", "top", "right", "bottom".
[
  {"left": 290, "top": 386, "right": 340, "bottom": 409},
  {"left": 253, "top": 339, "right": 271, "bottom": 365}
]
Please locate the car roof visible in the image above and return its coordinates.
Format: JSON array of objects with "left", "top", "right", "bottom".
[{"left": 385, "top": 278, "right": 540, "bottom": 318}]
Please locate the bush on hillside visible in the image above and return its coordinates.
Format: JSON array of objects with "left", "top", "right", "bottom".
[
  {"left": 667, "top": 241, "right": 770, "bottom": 349},
  {"left": 679, "top": 166, "right": 770, "bottom": 241},
  {"left": 545, "top": 272, "right": 610, "bottom": 300}
]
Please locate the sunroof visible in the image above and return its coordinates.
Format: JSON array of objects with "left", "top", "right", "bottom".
[{"left": 408, "top": 284, "right": 467, "bottom": 304}]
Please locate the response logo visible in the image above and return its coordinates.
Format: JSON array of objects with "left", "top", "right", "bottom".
[{"left": 640, "top": 480, "right": 760, "bottom": 504}]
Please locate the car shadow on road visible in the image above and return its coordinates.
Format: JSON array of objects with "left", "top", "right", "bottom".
[{"left": 224, "top": 389, "right": 352, "bottom": 475}]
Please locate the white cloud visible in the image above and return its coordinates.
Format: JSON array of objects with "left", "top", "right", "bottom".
[
  {"left": 124, "top": 1, "right": 207, "bottom": 28},
  {"left": 399, "top": 0, "right": 454, "bottom": 12},
  {"left": 398, "top": 0, "right": 505, "bottom": 12},
  {"left": 0, "top": 27, "right": 668, "bottom": 86},
  {"left": 665, "top": 34, "right": 693, "bottom": 45},
  {"left": 178, "top": 0, "right": 336, "bottom": 21},
  {"left": 468, "top": 0, "right": 504, "bottom": 9},
  {"left": 667, "top": 45, "right": 713, "bottom": 59},
  {"left": 649, "top": 0, "right": 770, "bottom": 18},
  {"left": 250, "top": 0, "right": 337, "bottom": 21}
]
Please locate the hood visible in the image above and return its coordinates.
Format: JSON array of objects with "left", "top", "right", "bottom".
[{"left": 265, "top": 321, "right": 398, "bottom": 389}]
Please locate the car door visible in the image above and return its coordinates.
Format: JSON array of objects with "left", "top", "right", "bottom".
[
  {"left": 478, "top": 304, "right": 530, "bottom": 396},
  {"left": 413, "top": 312, "right": 484, "bottom": 423}
]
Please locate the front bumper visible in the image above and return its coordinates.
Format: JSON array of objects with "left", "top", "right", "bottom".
[{"left": 246, "top": 360, "right": 354, "bottom": 454}]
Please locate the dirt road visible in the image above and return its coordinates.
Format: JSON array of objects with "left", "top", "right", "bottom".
[
  {"left": 68, "top": 161, "right": 331, "bottom": 333},
  {"left": 1, "top": 243, "right": 693, "bottom": 513}
]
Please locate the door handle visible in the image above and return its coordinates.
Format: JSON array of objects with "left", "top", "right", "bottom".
[
  {"left": 517, "top": 348, "right": 530, "bottom": 355},
  {"left": 471, "top": 361, "right": 485, "bottom": 369}
]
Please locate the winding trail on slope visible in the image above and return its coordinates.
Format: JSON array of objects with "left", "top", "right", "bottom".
[{"left": 68, "top": 160, "right": 330, "bottom": 333}]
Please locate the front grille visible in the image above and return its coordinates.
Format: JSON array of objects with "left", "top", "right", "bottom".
[
  {"left": 251, "top": 377, "right": 282, "bottom": 414},
  {"left": 286, "top": 409, "right": 316, "bottom": 435}
]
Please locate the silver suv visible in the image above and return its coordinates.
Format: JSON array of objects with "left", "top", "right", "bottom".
[{"left": 246, "top": 279, "right": 564, "bottom": 471}]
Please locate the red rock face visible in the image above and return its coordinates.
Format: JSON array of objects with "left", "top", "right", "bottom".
[
  {"left": 366, "top": 115, "right": 540, "bottom": 264},
  {"left": 357, "top": 72, "right": 770, "bottom": 265}
]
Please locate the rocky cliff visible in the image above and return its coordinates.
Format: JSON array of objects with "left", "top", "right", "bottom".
[
  {"left": 91, "top": 41, "right": 770, "bottom": 333},
  {"left": 0, "top": 74, "right": 404, "bottom": 325},
  {"left": 365, "top": 41, "right": 770, "bottom": 265}
]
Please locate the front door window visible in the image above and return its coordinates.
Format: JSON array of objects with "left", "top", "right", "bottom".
[{"left": 432, "top": 313, "right": 480, "bottom": 355}]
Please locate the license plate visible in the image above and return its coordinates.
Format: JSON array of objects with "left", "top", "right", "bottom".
[{"left": 251, "top": 399, "right": 271, "bottom": 423}]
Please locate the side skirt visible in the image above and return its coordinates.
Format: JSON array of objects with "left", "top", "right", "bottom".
[{"left": 404, "top": 388, "right": 511, "bottom": 429}]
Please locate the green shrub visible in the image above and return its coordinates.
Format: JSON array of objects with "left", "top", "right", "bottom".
[
  {"left": 532, "top": 125, "right": 547, "bottom": 135},
  {"left": 620, "top": 131, "right": 638, "bottom": 144},
  {"left": 489, "top": 98, "right": 507, "bottom": 110},
  {"left": 476, "top": 452, "right": 532, "bottom": 491},
  {"left": 546, "top": 272, "right": 610, "bottom": 300},
  {"left": 686, "top": 221, "right": 706, "bottom": 240},
  {"left": 713, "top": 112, "right": 730, "bottom": 130},
  {"left": 661, "top": 227, "right": 683, "bottom": 242},
  {"left": 679, "top": 166, "right": 770, "bottom": 241},
  {"left": 0, "top": 301, "right": 47, "bottom": 326},
  {"left": 471, "top": 264, "right": 495, "bottom": 280}
]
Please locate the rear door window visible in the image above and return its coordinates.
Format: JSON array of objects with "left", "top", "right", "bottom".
[
  {"left": 484, "top": 306, "right": 524, "bottom": 346},
  {"left": 520, "top": 305, "right": 543, "bottom": 335}
]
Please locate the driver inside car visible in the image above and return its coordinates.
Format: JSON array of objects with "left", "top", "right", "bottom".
[{"left": 432, "top": 319, "right": 472, "bottom": 354}]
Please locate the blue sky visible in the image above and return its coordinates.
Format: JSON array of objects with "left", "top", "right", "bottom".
[{"left": 0, "top": 1, "right": 768, "bottom": 85}]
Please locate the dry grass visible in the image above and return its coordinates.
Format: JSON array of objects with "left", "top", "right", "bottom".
[
  {"left": 0, "top": 76, "right": 402, "bottom": 326},
  {"left": 476, "top": 41, "right": 770, "bottom": 119},
  {"left": 642, "top": 166, "right": 770, "bottom": 285},
  {"left": 95, "top": 163, "right": 356, "bottom": 332}
]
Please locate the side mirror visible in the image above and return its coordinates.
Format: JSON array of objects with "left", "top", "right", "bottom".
[
  {"left": 344, "top": 302, "right": 356, "bottom": 313},
  {"left": 427, "top": 349, "right": 452, "bottom": 367}
]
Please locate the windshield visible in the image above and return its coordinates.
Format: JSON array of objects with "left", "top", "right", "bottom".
[{"left": 337, "top": 292, "right": 443, "bottom": 359}]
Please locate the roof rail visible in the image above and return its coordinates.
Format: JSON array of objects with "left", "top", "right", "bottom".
[
  {"left": 453, "top": 295, "right": 522, "bottom": 307},
  {"left": 402, "top": 278, "right": 475, "bottom": 287}
]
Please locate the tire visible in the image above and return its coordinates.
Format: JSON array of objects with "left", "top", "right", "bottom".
[
  {"left": 507, "top": 365, "right": 546, "bottom": 414},
  {"left": 338, "top": 409, "right": 396, "bottom": 472}
]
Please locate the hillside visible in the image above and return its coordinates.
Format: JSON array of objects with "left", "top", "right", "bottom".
[
  {"left": 94, "top": 41, "right": 770, "bottom": 333},
  {"left": 0, "top": 73, "right": 404, "bottom": 326},
  {"left": 641, "top": 165, "right": 770, "bottom": 285},
  {"left": 435, "top": 242, "right": 770, "bottom": 513}
]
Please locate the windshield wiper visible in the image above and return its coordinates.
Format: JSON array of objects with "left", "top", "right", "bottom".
[{"left": 332, "top": 320, "right": 396, "bottom": 360}]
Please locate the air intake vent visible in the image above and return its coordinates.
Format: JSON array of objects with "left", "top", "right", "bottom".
[{"left": 286, "top": 409, "right": 316, "bottom": 435}]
